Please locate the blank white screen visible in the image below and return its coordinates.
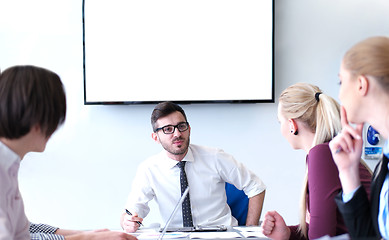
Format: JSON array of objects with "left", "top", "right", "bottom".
[{"left": 84, "top": 0, "right": 273, "bottom": 104}]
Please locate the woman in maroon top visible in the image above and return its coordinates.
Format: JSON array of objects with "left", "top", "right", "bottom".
[{"left": 261, "top": 83, "right": 372, "bottom": 240}]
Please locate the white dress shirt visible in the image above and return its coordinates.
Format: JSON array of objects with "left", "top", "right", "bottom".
[
  {"left": 0, "top": 141, "right": 30, "bottom": 240},
  {"left": 125, "top": 144, "right": 266, "bottom": 228}
]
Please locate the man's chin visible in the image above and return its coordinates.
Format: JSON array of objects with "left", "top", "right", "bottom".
[
  {"left": 171, "top": 150, "right": 187, "bottom": 155},
  {"left": 162, "top": 141, "right": 189, "bottom": 156},
  {"left": 170, "top": 146, "right": 189, "bottom": 155}
]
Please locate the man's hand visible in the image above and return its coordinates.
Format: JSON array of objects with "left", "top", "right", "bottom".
[{"left": 120, "top": 212, "right": 143, "bottom": 233}]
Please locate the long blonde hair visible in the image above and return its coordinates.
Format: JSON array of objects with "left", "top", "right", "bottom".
[
  {"left": 278, "top": 83, "right": 342, "bottom": 238},
  {"left": 343, "top": 36, "right": 389, "bottom": 91}
]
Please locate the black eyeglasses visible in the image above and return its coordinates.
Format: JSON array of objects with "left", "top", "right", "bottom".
[{"left": 155, "top": 122, "right": 189, "bottom": 134}]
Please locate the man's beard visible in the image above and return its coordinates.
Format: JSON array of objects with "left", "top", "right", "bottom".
[{"left": 161, "top": 136, "right": 190, "bottom": 155}]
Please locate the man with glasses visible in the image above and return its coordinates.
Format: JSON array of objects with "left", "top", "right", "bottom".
[{"left": 120, "top": 102, "right": 266, "bottom": 233}]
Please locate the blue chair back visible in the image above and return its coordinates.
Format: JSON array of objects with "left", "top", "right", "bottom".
[{"left": 225, "top": 182, "right": 249, "bottom": 226}]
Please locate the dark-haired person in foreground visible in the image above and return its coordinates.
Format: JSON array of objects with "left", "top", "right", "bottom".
[
  {"left": 0, "top": 65, "right": 136, "bottom": 240},
  {"left": 120, "top": 101, "right": 266, "bottom": 233}
]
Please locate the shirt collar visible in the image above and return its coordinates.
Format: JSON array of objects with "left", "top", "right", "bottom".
[
  {"left": 383, "top": 140, "right": 389, "bottom": 159},
  {"left": 182, "top": 146, "right": 194, "bottom": 163},
  {"left": 162, "top": 145, "right": 195, "bottom": 169},
  {"left": 0, "top": 140, "right": 21, "bottom": 170},
  {"left": 383, "top": 140, "right": 389, "bottom": 171}
]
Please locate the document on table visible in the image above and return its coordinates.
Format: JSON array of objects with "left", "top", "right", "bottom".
[
  {"left": 189, "top": 231, "right": 242, "bottom": 239},
  {"left": 233, "top": 226, "right": 262, "bottom": 232},
  {"left": 136, "top": 232, "right": 189, "bottom": 239},
  {"left": 233, "top": 226, "right": 268, "bottom": 239}
]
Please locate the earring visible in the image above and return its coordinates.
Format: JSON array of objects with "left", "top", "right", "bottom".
[{"left": 294, "top": 130, "right": 298, "bottom": 135}]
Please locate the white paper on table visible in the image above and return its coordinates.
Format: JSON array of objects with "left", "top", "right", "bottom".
[
  {"left": 233, "top": 226, "right": 262, "bottom": 232},
  {"left": 137, "top": 232, "right": 189, "bottom": 239},
  {"left": 190, "top": 231, "right": 242, "bottom": 239}
]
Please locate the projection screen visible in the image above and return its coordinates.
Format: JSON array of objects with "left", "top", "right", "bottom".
[{"left": 83, "top": 0, "right": 274, "bottom": 104}]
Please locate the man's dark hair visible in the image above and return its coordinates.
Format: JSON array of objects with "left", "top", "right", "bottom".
[
  {"left": 151, "top": 102, "right": 187, "bottom": 131},
  {"left": 0, "top": 65, "right": 67, "bottom": 139}
]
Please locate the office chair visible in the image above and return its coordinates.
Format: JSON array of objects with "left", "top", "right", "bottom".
[{"left": 225, "top": 182, "right": 249, "bottom": 226}]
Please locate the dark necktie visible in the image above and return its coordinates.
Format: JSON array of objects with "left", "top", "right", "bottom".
[{"left": 177, "top": 161, "right": 194, "bottom": 227}]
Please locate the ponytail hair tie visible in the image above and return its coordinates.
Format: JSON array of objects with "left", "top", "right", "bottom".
[{"left": 315, "top": 92, "right": 322, "bottom": 102}]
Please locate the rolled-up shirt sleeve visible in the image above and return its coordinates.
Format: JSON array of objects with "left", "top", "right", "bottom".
[{"left": 216, "top": 149, "right": 266, "bottom": 198}]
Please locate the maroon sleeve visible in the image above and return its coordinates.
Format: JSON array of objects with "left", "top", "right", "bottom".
[
  {"left": 288, "top": 225, "right": 307, "bottom": 240},
  {"left": 307, "top": 143, "right": 342, "bottom": 239}
]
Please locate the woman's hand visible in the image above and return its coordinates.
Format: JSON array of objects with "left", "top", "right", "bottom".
[
  {"left": 261, "top": 211, "right": 290, "bottom": 240},
  {"left": 329, "top": 106, "right": 363, "bottom": 194}
]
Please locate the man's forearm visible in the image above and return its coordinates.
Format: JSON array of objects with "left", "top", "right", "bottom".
[{"left": 245, "top": 191, "right": 265, "bottom": 226}]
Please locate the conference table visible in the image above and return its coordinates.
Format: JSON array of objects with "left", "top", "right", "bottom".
[{"left": 131, "top": 226, "right": 270, "bottom": 240}]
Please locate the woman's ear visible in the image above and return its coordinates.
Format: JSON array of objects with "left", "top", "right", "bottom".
[
  {"left": 288, "top": 119, "right": 298, "bottom": 135},
  {"left": 358, "top": 75, "right": 369, "bottom": 96}
]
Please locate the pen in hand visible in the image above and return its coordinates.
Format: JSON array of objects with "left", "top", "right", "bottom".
[{"left": 125, "top": 209, "right": 143, "bottom": 227}]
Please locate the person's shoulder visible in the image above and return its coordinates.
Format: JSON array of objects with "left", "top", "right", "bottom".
[
  {"left": 309, "top": 142, "right": 331, "bottom": 155},
  {"left": 190, "top": 144, "right": 218, "bottom": 151},
  {"left": 307, "top": 142, "right": 333, "bottom": 165},
  {"left": 307, "top": 142, "right": 336, "bottom": 169},
  {"left": 139, "top": 151, "right": 165, "bottom": 167},
  {"left": 190, "top": 144, "right": 225, "bottom": 155}
]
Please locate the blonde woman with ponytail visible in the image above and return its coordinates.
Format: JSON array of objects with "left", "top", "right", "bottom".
[{"left": 261, "top": 83, "right": 372, "bottom": 240}]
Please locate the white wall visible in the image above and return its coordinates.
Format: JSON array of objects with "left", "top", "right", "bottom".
[{"left": 1, "top": 0, "right": 388, "bottom": 231}]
